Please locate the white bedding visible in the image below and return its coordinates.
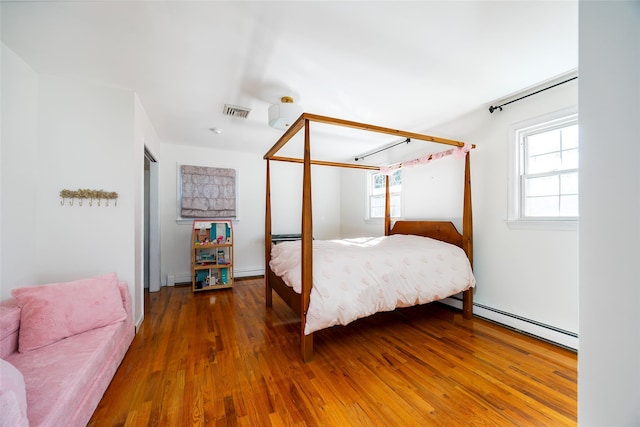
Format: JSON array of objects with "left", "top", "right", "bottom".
[{"left": 269, "top": 234, "right": 476, "bottom": 335}]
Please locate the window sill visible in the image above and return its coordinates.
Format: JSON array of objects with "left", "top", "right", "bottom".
[
  {"left": 506, "top": 219, "right": 577, "bottom": 231},
  {"left": 177, "top": 218, "right": 238, "bottom": 225}
]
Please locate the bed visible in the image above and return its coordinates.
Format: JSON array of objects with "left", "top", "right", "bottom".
[{"left": 264, "top": 113, "right": 475, "bottom": 362}]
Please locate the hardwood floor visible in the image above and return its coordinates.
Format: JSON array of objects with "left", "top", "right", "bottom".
[{"left": 89, "top": 278, "right": 577, "bottom": 426}]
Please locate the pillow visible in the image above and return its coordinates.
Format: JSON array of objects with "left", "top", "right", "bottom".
[
  {"left": 0, "top": 358, "right": 29, "bottom": 427},
  {"left": 11, "top": 272, "right": 127, "bottom": 352}
]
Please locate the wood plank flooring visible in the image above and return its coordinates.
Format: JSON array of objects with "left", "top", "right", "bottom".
[{"left": 89, "top": 278, "right": 577, "bottom": 426}]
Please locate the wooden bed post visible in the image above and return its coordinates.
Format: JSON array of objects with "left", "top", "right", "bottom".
[
  {"left": 462, "top": 152, "right": 473, "bottom": 319},
  {"left": 301, "top": 119, "right": 314, "bottom": 362},
  {"left": 384, "top": 173, "right": 391, "bottom": 236},
  {"left": 265, "top": 160, "right": 273, "bottom": 308}
]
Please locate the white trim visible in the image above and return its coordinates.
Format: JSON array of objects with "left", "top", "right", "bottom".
[
  {"left": 166, "top": 273, "right": 188, "bottom": 286},
  {"left": 506, "top": 219, "right": 578, "bottom": 231},
  {"left": 164, "top": 267, "right": 265, "bottom": 287},
  {"left": 235, "top": 267, "right": 265, "bottom": 278},
  {"left": 148, "top": 160, "right": 161, "bottom": 292},
  {"left": 135, "top": 315, "right": 144, "bottom": 333}
]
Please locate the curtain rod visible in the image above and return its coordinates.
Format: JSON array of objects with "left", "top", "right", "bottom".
[
  {"left": 489, "top": 76, "right": 578, "bottom": 114},
  {"left": 354, "top": 138, "right": 410, "bottom": 161}
]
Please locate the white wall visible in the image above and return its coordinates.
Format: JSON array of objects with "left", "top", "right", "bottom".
[
  {"left": 341, "top": 76, "right": 579, "bottom": 348},
  {"left": 34, "top": 74, "right": 137, "bottom": 292},
  {"left": 160, "top": 143, "right": 265, "bottom": 283},
  {"left": 0, "top": 47, "right": 151, "bottom": 327},
  {"left": 339, "top": 155, "right": 465, "bottom": 239},
  {"left": 0, "top": 44, "right": 39, "bottom": 300},
  {"left": 270, "top": 161, "right": 342, "bottom": 240},
  {"left": 451, "top": 80, "right": 579, "bottom": 348},
  {"left": 340, "top": 168, "right": 380, "bottom": 238},
  {"left": 578, "top": 1, "right": 640, "bottom": 425},
  {"left": 159, "top": 142, "right": 341, "bottom": 285}
]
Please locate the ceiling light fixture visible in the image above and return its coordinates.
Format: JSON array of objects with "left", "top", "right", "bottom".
[
  {"left": 268, "top": 96, "right": 303, "bottom": 130},
  {"left": 209, "top": 128, "right": 223, "bottom": 134}
]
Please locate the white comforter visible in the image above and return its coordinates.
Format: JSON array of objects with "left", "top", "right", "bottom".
[{"left": 269, "top": 234, "right": 476, "bottom": 335}]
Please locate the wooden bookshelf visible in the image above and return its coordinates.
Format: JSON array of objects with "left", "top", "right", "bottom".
[{"left": 191, "top": 219, "right": 233, "bottom": 292}]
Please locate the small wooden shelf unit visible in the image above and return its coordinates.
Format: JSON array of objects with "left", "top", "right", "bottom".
[{"left": 191, "top": 219, "right": 234, "bottom": 292}]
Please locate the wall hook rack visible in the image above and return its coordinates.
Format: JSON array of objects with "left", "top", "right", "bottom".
[{"left": 59, "top": 189, "right": 118, "bottom": 207}]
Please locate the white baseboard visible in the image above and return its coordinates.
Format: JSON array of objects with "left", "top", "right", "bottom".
[
  {"left": 440, "top": 297, "right": 578, "bottom": 351},
  {"left": 165, "top": 273, "right": 190, "bottom": 286},
  {"left": 234, "top": 267, "right": 265, "bottom": 278},
  {"left": 135, "top": 315, "right": 144, "bottom": 333},
  {"left": 164, "top": 267, "right": 266, "bottom": 287}
]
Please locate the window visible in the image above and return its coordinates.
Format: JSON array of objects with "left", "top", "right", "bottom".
[
  {"left": 368, "top": 169, "right": 402, "bottom": 219},
  {"left": 509, "top": 109, "right": 578, "bottom": 226},
  {"left": 178, "top": 165, "right": 237, "bottom": 223}
]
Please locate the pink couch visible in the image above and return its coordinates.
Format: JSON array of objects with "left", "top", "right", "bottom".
[{"left": 0, "top": 273, "right": 134, "bottom": 427}]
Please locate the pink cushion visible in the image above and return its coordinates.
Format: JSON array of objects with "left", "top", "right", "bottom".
[
  {"left": 0, "top": 358, "right": 29, "bottom": 427},
  {"left": 11, "top": 272, "right": 127, "bottom": 353},
  {"left": 0, "top": 301, "right": 21, "bottom": 358}
]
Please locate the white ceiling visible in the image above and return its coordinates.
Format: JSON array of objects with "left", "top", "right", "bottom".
[{"left": 1, "top": 1, "right": 578, "bottom": 162}]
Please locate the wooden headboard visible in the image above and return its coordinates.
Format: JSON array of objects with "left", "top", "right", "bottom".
[{"left": 389, "top": 220, "right": 463, "bottom": 249}]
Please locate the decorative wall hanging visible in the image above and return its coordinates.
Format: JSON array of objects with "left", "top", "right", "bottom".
[{"left": 59, "top": 189, "right": 118, "bottom": 207}]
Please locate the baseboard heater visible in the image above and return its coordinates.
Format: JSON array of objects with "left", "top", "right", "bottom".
[{"left": 440, "top": 296, "right": 578, "bottom": 351}]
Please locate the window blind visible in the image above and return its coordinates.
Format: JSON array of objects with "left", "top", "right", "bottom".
[{"left": 180, "top": 165, "right": 236, "bottom": 218}]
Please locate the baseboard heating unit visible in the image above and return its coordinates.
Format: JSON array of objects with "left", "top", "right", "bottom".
[{"left": 440, "top": 297, "right": 578, "bottom": 351}]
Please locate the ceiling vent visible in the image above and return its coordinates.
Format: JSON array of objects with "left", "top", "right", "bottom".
[{"left": 223, "top": 104, "right": 251, "bottom": 118}]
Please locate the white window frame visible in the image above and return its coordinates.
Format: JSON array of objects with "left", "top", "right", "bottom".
[
  {"left": 366, "top": 169, "right": 402, "bottom": 221},
  {"left": 507, "top": 107, "right": 578, "bottom": 230}
]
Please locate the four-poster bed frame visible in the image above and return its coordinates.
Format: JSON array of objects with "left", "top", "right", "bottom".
[{"left": 264, "top": 113, "right": 475, "bottom": 362}]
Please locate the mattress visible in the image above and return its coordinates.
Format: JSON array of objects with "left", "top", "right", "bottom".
[{"left": 269, "top": 234, "right": 476, "bottom": 334}]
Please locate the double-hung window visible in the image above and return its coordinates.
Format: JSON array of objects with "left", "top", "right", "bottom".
[
  {"left": 509, "top": 109, "right": 578, "bottom": 227},
  {"left": 368, "top": 169, "right": 402, "bottom": 219}
]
